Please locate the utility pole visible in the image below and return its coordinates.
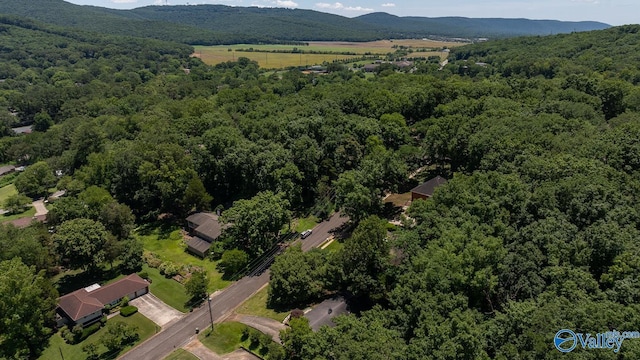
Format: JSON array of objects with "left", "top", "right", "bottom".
[{"left": 207, "top": 296, "right": 214, "bottom": 332}]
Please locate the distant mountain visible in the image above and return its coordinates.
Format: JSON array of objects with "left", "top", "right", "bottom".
[
  {"left": 356, "top": 12, "right": 611, "bottom": 38},
  {"left": 0, "top": 0, "right": 611, "bottom": 44}
]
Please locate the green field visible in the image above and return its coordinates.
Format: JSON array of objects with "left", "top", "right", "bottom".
[
  {"left": 193, "top": 39, "right": 461, "bottom": 68},
  {"left": 39, "top": 313, "right": 157, "bottom": 360},
  {"left": 235, "top": 285, "right": 290, "bottom": 322},
  {"left": 136, "top": 225, "right": 230, "bottom": 293}
]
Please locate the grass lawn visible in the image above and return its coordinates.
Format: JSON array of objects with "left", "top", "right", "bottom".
[
  {"left": 39, "top": 313, "right": 157, "bottom": 360},
  {"left": 384, "top": 192, "right": 412, "bottom": 207},
  {"left": 198, "top": 321, "right": 249, "bottom": 354},
  {"left": 164, "top": 348, "right": 199, "bottom": 360},
  {"left": 294, "top": 215, "right": 319, "bottom": 233},
  {"left": 0, "top": 183, "right": 17, "bottom": 204},
  {"left": 323, "top": 240, "right": 343, "bottom": 253},
  {"left": 235, "top": 286, "right": 290, "bottom": 322},
  {"left": 142, "top": 264, "right": 190, "bottom": 313},
  {"left": 136, "top": 225, "right": 230, "bottom": 292},
  {"left": 0, "top": 206, "right": 36, "bottom": 222}
]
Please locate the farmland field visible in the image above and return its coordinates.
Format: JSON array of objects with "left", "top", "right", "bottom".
[{"left": 193, "top": 39, "right": 467, "bottom": 68}]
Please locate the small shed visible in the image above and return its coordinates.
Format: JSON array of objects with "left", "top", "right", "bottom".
[{"left": 410, "top": 176, "right": 447, "bottom": 201}]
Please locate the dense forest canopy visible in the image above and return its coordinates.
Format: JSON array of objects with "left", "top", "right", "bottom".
[
  {"left": 0, "top": 0, "right": 610, "bottom": 44},
  {"left": 1, "top": 14, "right": 640, "bottom": 359}
]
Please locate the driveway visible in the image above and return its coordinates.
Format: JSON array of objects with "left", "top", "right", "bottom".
[
  {"left": 229, "top": 314, "right": 287, "bottom": 343},
  {"left": 305, "top": 296, "right": 349, "bottom": 331},
  {"left": 130, "top": 293, "right": 184, "bottom": 327},
  {"left": 32, "top": 199, "right": 48, "bottom": 217}
]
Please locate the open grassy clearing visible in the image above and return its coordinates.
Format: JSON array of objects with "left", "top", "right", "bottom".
[
  {"left": 39, "top": 312, "right": 157, "bottom": 360},
  {"left": 193, "top": 39, "right": 465, "bottom": 68},
  {"left": 235, "top": 285, "right": 290, "bottom": 322},
  {"left": 135, "top": 224, "right": 230, "bottom": 293},
  {"left": 0, "top": 183, "right": 17, "bottom": 205},
  {"left": 193, "top": 50, "right": 361, "bottom": 69}
]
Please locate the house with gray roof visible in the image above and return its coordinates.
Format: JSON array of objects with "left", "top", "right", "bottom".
[{"left": 185, "top": 212, "right": 225, "bottom": 257}]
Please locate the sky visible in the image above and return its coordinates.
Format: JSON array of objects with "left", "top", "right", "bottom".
[{"left": 63, "top": 0, "right": 638, "bottom": 26}]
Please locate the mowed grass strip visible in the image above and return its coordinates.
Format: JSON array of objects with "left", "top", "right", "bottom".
[
  {"left": 198, "top": 321, "right": 249, "bottom": 354},
  {"left": 164, "top": 349, "right": 199, "bottom": 360},
  {"left": 39, "top": 312, "right": 158, "bottom": 360},
  {"left": 235, "top": 285, "right": 290, "bottom": 323}
]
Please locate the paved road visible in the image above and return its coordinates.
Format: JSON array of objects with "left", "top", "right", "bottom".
[
  {"left": 299, "top": 213, "right": 349, "bottom": 252},
  {"left": 119, "top": 212, "right": 349, "bottom": 360}
]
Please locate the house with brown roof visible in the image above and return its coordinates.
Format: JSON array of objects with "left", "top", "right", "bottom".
[
  {"left": 185, "top": 212, "right": 224, "bottom": 257},
  {"left": 410, "top": 176, "right": 447, "bottom": 201},
  {"left": 0, "top": 165, "right": 15, "bottom": 177},
  {"left": 57, "top": 274, "right": 148, "bottom": 327}
]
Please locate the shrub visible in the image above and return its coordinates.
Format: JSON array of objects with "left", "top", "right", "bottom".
[
  {"left": 80, "top": 322, "right": 102, "bottom": 341},
  {"left": 241, "top": 326, "right": 250, "bottom": 341},
  {"left": 138, "top": 271, "right": 149, "bottom": 280},
  {"left": 259, "top": 332, "right": 272, "bottom": 349},
  {"left": 120, "top": 296, "right": 130, "bottom": 307},
  {"left": 104, "top": 304, "right": 112, "bottom": 314},
  {"left": 144, "top": 252, "right": 162, "bottom": 268},
  {"left": 63, "top": 331, "right": 75, "bottom": 344},
  {"left": 248, "top": 328, "right": 261, "bottom": 347},
  {"left": 159, "top": 261, "right": 179, "bottom": 278},
  {"left": 268, "top": 342, "right": 286, "bottom": 360},
  {"left": 100, "top": 315, "right": 107, "bottom": 325},
  {"left": 120, "top": 305, "right": 138, "bottom": 317}
]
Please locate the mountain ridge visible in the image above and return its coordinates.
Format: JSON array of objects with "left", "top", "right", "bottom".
[{"left": 0, "top": 0, "right": 611, "bottom": 44}]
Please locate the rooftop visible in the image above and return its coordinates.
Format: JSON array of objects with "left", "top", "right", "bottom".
[
  {"left": 57, "top": 273, "right": 148, "bottom": 322},
  {"left": 411, "top": 176, "right": 448, "bottom": 197}
]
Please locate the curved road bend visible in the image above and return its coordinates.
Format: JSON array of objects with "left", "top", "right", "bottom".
[{"left": 119, "top": 212, "right": 349, "bottom": 360}]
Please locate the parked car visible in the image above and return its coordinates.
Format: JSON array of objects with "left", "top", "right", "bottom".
[{"left": 301, "top": 230, "right": 313, "bottom": 239}]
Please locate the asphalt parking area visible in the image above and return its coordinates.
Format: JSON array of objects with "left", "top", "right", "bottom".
[{"left": 130, "top": 293, "right": 184, "bottom": 327}]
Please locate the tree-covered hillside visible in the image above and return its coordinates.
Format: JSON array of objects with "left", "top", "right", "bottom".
[
  {"left": 0, "top": 0, "right": 610, "bottom": 44},
  {"left": 356, "top": 12, "right": 610, "bottom": 38},
  {"left": 1, "top": 16, "right": 640, "bottom": 359}
]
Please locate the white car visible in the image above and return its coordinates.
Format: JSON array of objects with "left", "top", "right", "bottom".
[{"left": 301, "top": 230, "right": 313, "bottom": 239}]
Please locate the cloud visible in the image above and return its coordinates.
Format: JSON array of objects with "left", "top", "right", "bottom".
[
  {"left": 316, "top": 2, "right": 343, "bottom": 9},
  {"left": 381, "top": 2, "right": 395, "bottom": 7},
  {"left": 277, "top": 0, "right": 298, "bottom": 6},
  {"left": 111, "top": 0, "right": 138, "bottom": 3},
  {"left": 315, "top": 2, "right": 372, "bottom": 11}
]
